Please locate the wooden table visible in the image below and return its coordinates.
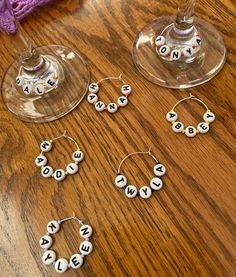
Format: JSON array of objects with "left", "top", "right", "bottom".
[{"left": 0, "top": 0, "right": 235, "bottom": 276}]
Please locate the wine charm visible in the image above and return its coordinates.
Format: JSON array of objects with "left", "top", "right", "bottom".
[
  {"left": 40, "top": 213, "right": 93, "bottom": 274},
  {"left": 35, "top": 131, "right": 84, "bottom": 181},
  {"left": 166, "top": 93, "right": 215, "bottom": 137},
  {"left": 114, "top": 147, "right": 166, "bottom": 199},
  {"left": 87, "top": 74, "right": 132, "bottom": 113}
]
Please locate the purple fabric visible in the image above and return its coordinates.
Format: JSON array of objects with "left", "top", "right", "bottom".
[{"left": 0, "top": 0, "right": 53, "bottom": 34}]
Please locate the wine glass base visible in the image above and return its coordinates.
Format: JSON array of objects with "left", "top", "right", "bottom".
[
  {"left": 132, "top": 16, "right": 227, "bottom": 89},
  {"left": 1, "top": 45, "right": 90, "bottom": 123}
]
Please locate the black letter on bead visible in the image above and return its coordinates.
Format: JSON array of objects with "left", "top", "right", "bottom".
[
  {"left": 81, "top": 226, "right": 90, "bottom": 236},
  {"left": 141, "top": 188, "right": 148, "bottom": 195},
  {"left": 186, "top": 48, "right": 192, "bottom": 55},
  {"left": 16, "top": 78, "right": 20, "bottom": 85},
  {"left": 74, "top": 152, "right": 81, "bottom": 159},
  {"left": 81, "top": 244, "right": 90, "bottom": 253},
  {"left": 122, "top": 85, "right": 130, "bottom": 92},
  {"left": 155, "top": 165, "right": 163, "bottom": 173},
  {"left": 47, "top": 79, "right": 56, "bottom": 87},
  {"left": 23, "top": 86, "right": 29, "bottom": 93},
  {"left": 43, "top": 167, "right": 50, "bottom": 175},
  {"left": 41, "top": 141, "right": 50, "bottom": 150},
  {"left": 36, "top": 87, "right": 43, "bottom": 94},
  {"left": 89, "top": 95, "right": 96, "bottom": 101},
  {"left": 57, "top": 262, "right": 62, "bottom": 271},
  {"left": 48, "top": 222, "right": 57, "bottom": 232},
  {"left": 56, "top": 171, "right": 62, "bottom": 178},
  {"left": 169, "top": 113, "right": 176, "bottom": 119},
  {"left": 89, "top": 84, "right": 97, "bottom": 90},
  {"left": 200, "top": 123, "right": 208, "bottom": 130},
  {"left": 189, "top": 128, "right": 194, "bottom": 134},
  {"left": 96, "top": 102, "right": 104, "bottom": 109},
  {"left": 126, "top": 187, "right": 136, "bottom": 196},
  {"left": 161, "top": 46, "right": 167, "bottom": 54},
  {"left": 175, "top": 123, "right": 182, "bottom": 129},
  {"left": 44, "top": 253, "right": 52, "bottom": 262},
  {"left": 206, "top": 113, "right": 214, "bottom": 118},
  {"left": 172, "top": 52, "right": 180, "bottom": 59},
  {"left": 71, "top": 256, "right": 80, "bottom": 267},
  {"left": 41, "top": 238, "right": 50, "bottom": 246},
  {"left": 119, "top": 97, "right": 126, "bottom": 103},
  {"left": 196, "top": 39, "right": 201, "bottom": 46}
]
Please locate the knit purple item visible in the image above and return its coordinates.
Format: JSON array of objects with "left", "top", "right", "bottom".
[{"left": 0, "top": 0, "right": 53, "bottom": 34}]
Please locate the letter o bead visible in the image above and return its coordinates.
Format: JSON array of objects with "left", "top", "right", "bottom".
[
  {"left": 41, "top": 166, "right": 53, "bottom": 178},
  {"left": 53, "top": 169, "right": 66, "bottom": 181},
  {"left": 159, "top": 45, "right": 171, "bottom": 57}
]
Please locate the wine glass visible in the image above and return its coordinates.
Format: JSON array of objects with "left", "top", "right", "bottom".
[
  {"left": 132, "top": 0, "right": 227, "bottom": 88},
  {"left": 0, "top": 0, "right": 90, "bottom": 123}
]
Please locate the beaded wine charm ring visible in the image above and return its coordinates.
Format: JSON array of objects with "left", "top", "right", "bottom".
[
  {"left": 166, "top": 93, "right": 215, "bottom": 137},
  {"left": 87, "top": 74, "right": 132, "bottom": 113},
  {"left": 40, "top": 213, "right": 93, "bottom": 274},
  {"left": 114, "top": 148, "right": 166, "bottom": 199},
  {"left": 35, "top": 131, "right": 84, "bottom": 181},
  {"left": 155, "top": 23, "right": 202, "bottom": 61}
]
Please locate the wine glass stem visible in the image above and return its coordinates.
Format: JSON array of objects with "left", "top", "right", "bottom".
[
  {"left": 174, "top": 0, "right": 196, "bottom": 36},
  {"left": 10, "top": 23, "right": 44, "bottom": 72}
]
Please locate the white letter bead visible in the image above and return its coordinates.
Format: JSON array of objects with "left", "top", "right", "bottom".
[
  {"left": 203, "top": 111, "right": 215, "bottom": 123},
  {"left": 154, "top": 164, "right": 166, "bottom": 176},
  {"left": 155, "top": 35, "right": 165, "bottom": 46},
  {"left": 35, "top": 84, "right": 45, "bottom": 95},
  {"left": 35, "top": 155, "right": 47, "bottom": 167},
  {"left": 107, "top": 103, "right": 118, "bottom": 113},
  {"left": 125, "top": 185, "right": 138, "bottom": 198},
  {"left": 42, "top": 250, "right": 56, "bottom": 265},
  {"left": 39, "top": 235, "right": 53, "bottom": 249},
  {"left": 172, "top": 121, "right": 184, "bottom": 133},
  {"left": 197, "top": 122, "right": 210, "bottom": 134},
  {"left": 16, "top": 76, "right": 24, "bottom": 86},
  {"left": 80, "top": 241, "right": 93, "bottom": 255},
  {"left": 170, "top": 49, "right": 181, "bottom": 61},
  {"left": 121, "top": 85, "right": 132, "bottom": 95},
  {"left": 95, "top": 101, "right": 106, "bottom": 112},
  {"left": 66, "top": 163, "right": 78, "bottom": 174},
  {"left": 139, "top": 186, "right": 152, "bottom": 199},
  {"left": 41, "top": 166, "right": 53, "bottom": 178},
  {"left": 45, "top": 77, "right": 57, "bottom": 88},
  {"left": 72, "top": 150, "right": 84, "bottom": 162},
  {"left": 118, "top": 96, "right": 128, "bottom": 107},
  {"left": 183, "top": 47, "right": 194, "bottom": 57},
  {"left": 47, "top": 220, "right": 60, "bottom": 234},
  {"left": 87, "top": 93, "right": 98, "bottom": 104},
  {"left": 55, "top": 258, "right": 68, "bottom": 273},
  {"left": 192, "top": 36, "right": 201, "bottom": 47},
  {"left": 115, "top": 174, "right": 127, "bottom": 188},
  {"left": 70, "top": 254, "right": 83, "bottom": 269},
  {"left": 80, "top": 224, "right": 93, "bottom": 238},
  {"left": 159, "top": 45, "right": 170, "bottom": 57},
  {"left": 89, "top": 83, "right": 99, "bottom": 93},
  {"left": 150, "top": 177, "right": 163, "bottom": 190},
  {"left": 166, "top": 111, "right": 178, "bottom": 122},
  {"left": 22, "top": 84, "right": 33, "bottom": 95},
  {"left": 54, "top": 169, "right": 66, "bottom": 181},
  {"left": 40, "top": 141, "right": 52, "bottom": 152},
  {"left": 185, "top": 126, "right": 197, "bottom": 138}
]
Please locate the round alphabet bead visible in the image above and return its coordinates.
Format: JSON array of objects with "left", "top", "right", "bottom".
[
  {"left": 66, "top": 163, "right": 78, "bottom": 174},
  {"left": 47, "top": 220, "right": 60, "bottom": 234},
  {"left": 121, "top": 84, "right": 132, "bottom": 95},
  {"left": 107, "top": 103, "right": 118, "bottom": 113},
  {"left": 16, "top": 76, "right": 24, "bottom": 86},
  {"left": 172, "top": 121, "right": 184, "bottom": 133},
  {"left": 203, "top": 111, "right": 215, "bottom": 123},
  {"left": 42, "top": 250, "right": 56, "bottom": 265},
  {"left": 154, "top": 164, "right": 166, "bottom": 177},
  {"left": 41, "top": 166, "right": 53, "bottom": 178},
  {"left": 166, "top": 111, "right": 178, "bottom": 122},
  {"left": 35, "top": 84, "right": 45, "bottom": 95},
  {"left": 89, "top": 83, "right": 99, "bottom": 93},
  {"left": 35, "top": 155, "right": 47, "bottom": 167},
  {"left": 22, "top": 84, "right": 33, "bottom": 95},
  {"left": 118, "top": 96, "right": 128, "bottom": 107},
  {"left": 53, "top": 169, "right": 66, "bottom": 181},
  {"left": 72, "top": 150, "right": 84, "bottom": 162},
  {"left": 45, "top": 76, "right": 57, "bottom": 88},
  {"left": 70, "top": 254, "right": 83, "bottom": 269},
  {"left": 183, "top": 46, "right": 194, "bottom": 57},
  {"left": 192, "top": 36, "right": 201, "bottom": 47},
  {"left": 159, "top": 45, "right": 170, "bottom": 57},
  {"left": 79, "top": 225, "right": 93, "bottom": 239},
  {"left": 155, "top": 35, "right": 165, "bottom": 46},
  {"left": 125, "top": 185, "right": 138, "bottom": 198},
  {"left": 55, "top": 258, "right": 68, "bottom": 273},
  {"left": 139, "top": 186, "right": 152, "bottom": 199},
  {"left": 115, "top": 174, "right": 127, "bottom": 188},
  {"left": 95, "top": 101, "right": 106, "bottom": 112},
  {"left": 39, "top": 235, "right": 53, "bottom": 249},
  {"left": 185, "top": 126, "right": 197, "bottom": 138},
  {"left": 197, "top": 122, "right": 209, "bottom": 134},
  {"left": 40, "top": 141, "right": 52, "bottom": 152},
  {"left": 80, "top": 241, "right": 93, "bottom": 255},
  {"left": 170, "top": 49, "right": 181, "bottom": 61},
  {"left": 87, "top": 93, "right": 98, "bottom": 104},
  {"left": 150, "top": 177, "right": 163, "bottom": 190}
]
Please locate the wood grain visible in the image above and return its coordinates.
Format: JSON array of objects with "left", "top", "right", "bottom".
[{"left": 0, "top": 0, "right": 236, "bottom": 276}]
